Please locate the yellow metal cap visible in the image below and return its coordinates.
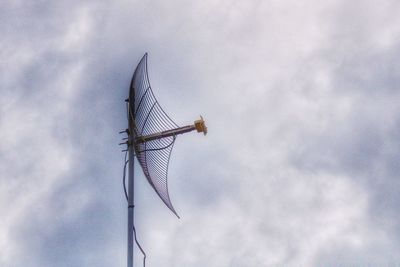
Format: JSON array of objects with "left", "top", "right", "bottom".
[{"left": 194, "top": 116, "right": 207, "bottom": 135}]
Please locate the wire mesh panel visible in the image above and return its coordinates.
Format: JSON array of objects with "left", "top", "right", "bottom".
[{"left": 128, "top": 53, "right": 180, "bottom": 217}]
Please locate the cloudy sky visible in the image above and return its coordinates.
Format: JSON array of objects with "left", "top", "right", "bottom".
[{"left": 1, "top": 0, "right": 400, "bottom": 266}]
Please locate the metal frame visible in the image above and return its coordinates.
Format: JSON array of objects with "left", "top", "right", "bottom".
[{"left": 122, "top": 53, "right": 207, "bottom": 267}]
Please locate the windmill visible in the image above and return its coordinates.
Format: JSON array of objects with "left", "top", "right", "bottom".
[{"left": 119, "top": 53, "right": 207, "bottom": 267}]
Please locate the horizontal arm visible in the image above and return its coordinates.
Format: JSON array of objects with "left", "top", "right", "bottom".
[
  {"left": 136, "top": 125, "right": 195, "bottom": 144},
  {"left": 135, "top": 117, "right": 207, "bottom": 144}
]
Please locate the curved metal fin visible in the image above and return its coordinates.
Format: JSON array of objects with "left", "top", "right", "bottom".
[{"left": 129, "top": 53, "right": 180, "bottom": 217}]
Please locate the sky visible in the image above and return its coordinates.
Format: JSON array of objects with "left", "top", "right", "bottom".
[{"left": 1, "top": 0, "right": 400, "bottom": 266}]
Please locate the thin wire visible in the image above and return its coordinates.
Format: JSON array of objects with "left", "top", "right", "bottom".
[
  {"left": 133, "top": 223, "right": 147, "bottom": 267},
  {"left": 138, "top": 136, "right": 176, "bottom": 153},
  {"left": 123, "top": 149, "right": 128, "bottom": 201}
]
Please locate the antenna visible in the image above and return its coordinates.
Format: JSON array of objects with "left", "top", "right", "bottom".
[{"left": 120, "top": 53, "right": 207, "bottom": 267}]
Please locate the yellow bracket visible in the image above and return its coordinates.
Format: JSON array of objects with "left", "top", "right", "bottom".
[{"left": 194, "top": 116, "right": 207, "bottom": 135}]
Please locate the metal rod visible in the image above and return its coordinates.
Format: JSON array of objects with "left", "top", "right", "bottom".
[
  {"left": 127, "top": 140, "right": 135, "bottom": 267},
  {"left": 136, "top": 125, "right": 196, "bottom": 144}
]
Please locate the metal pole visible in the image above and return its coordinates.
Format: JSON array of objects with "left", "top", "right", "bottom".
[{"left": 127, "top": 141, "right": 135, "bottom": 267}]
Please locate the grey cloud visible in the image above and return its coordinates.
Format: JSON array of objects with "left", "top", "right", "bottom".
[{"left": 2, "top": 1, "right": 400, "bottom": 267}]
